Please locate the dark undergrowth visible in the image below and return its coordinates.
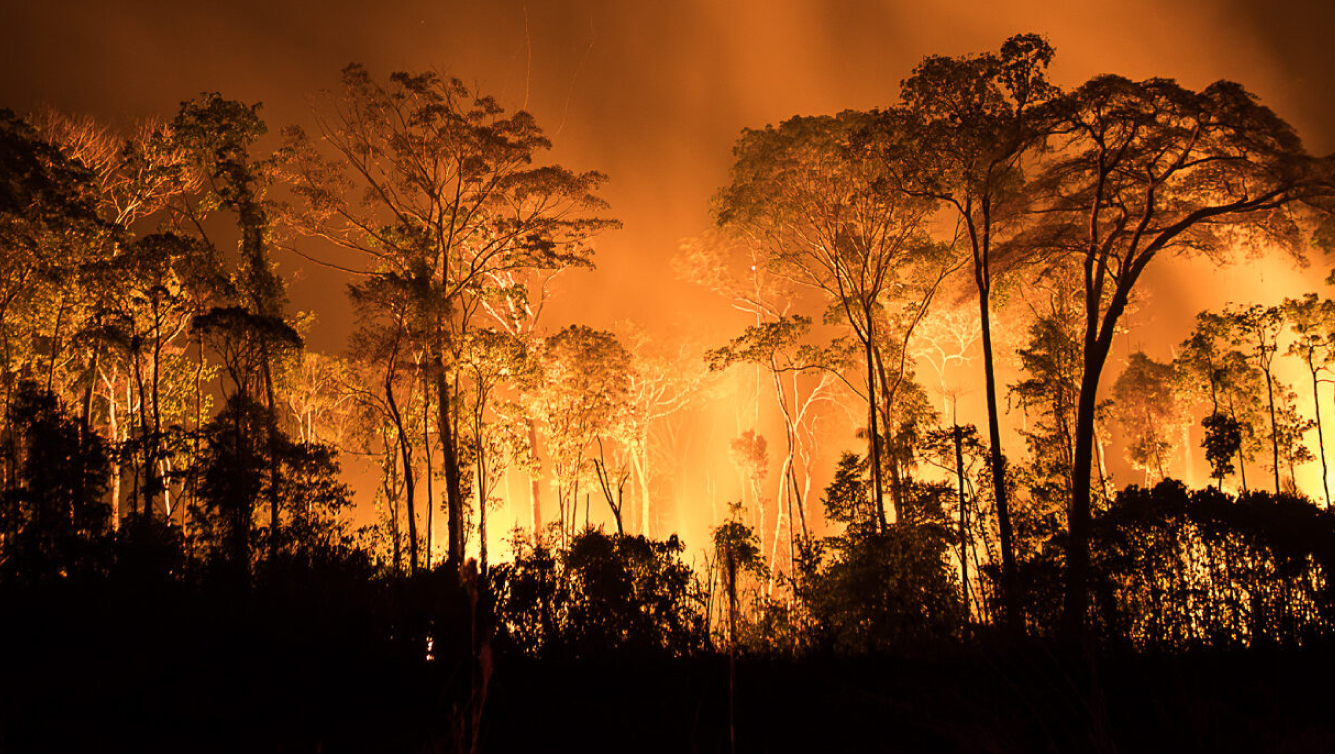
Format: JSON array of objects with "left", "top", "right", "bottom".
[{"left": 4, "top": 588, "right": 1333, "bottom": 754}]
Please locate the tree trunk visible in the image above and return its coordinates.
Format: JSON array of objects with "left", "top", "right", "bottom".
[
  {"left": 977, "top": 293, "right": 1020, "bottom": 631},
  {"left": 954, "top": 424, "right": 969, "bottom": 628},
  {"left": 1264, "top": 369, "right": 1282, "bottom": 493},
  {"left": 386, "top": 372, "right": 417, "bottom": 573},
  {"left": 260, "top": 344, "right": 282, "bottom": 563},
  {"left": 1066, "top": 359, "right": 1100, "bottom": 639},
  {"left": 526, "top": 419, "right": 542, "bottom": 533},
  {"left": 1065, "top": 287, "right": 1122, "bottom": 639},
  {"left": 1312, "top": 370, "right": 1330, "bottom": 507},
  {"left": 1229, "top": 395, "right": 1250, "bottom": 493},
  {"left": 864, "top": 326, "right": 886, "bottom": 533},
  {"left": 435, "top": 366, "right": 467, "bottom": 573},
  {"left": 632, "top": 443, "right": 652, "bottom": 537},
  {"left": 104, "top": 367, "right": 120, "bottom": 531},
  {"left": 424, "top": 367, "right": 434, "bottom": 568}
]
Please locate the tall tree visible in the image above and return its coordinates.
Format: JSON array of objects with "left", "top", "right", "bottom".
[
  {"left": 707, "top": 315, "right": 841, "bottom": 580},
  {"left": 172, "top": 94, "right": 295, "bottom": 562},
  {"left": 1284, "top": 293, "right": 1335, "bottom": 506},
  {"left": 867, "top": 32, "right": 1058, "bottom": 632},
  {"left": 1026, "top": 75, "right": 1329, "bottom": 636},
  {"left": 284, "top": 65, "right": 616, "bottom": 572},
  {"left": 715, "top": 111, "right": 954, "bottom": 528}
]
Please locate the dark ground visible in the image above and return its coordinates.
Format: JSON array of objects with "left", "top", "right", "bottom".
[{"left": 2, "top": 582, "right": 1333, "bottom": 753}]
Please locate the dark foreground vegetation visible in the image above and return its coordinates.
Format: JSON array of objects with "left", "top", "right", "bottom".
[{"left": 5, "top": 478, "right": 1335, "bottom": 752}]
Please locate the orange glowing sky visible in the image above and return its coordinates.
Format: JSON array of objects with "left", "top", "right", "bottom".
[{"left": 4, "top": 0, "right": 1333, "bottom": 350}]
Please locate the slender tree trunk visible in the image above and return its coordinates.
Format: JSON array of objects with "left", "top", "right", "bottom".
[
  {"left": 259, "top": 344, "right": 283, "bottom": 563},
  {"left": 386, "top": 453, "right": 402, "bottom": 573},
  {"left": 477, "top": 463, "right": 488, "bottom": 574},
  {"left": 46, "top": 294, "right": 68, "bottom": 396},
  {"left": 424, "top": 367, "right": 434, "bottom": 568},
  {"left": 1312, "top": 370, "right": 1331, "bottom": 507},
  {"left": 151, "top": 310, "right": 170, "bottom": 522},
  {"left": 1264, "top": 369, "right": 1282, "bottom": 493},
  {"left": 954, "top": 424, "right": 969, "bottom": 628},
  {"left": 435, "top": 364, "right": 467, "bottom": 573},
  {"left": 1229, "top": 395, "right": 1250, "bottom": 493},
  {"left": 977, "top": 294, "right": 1020, "bottom": 630},
  {"left": 725, "top": 547, "right": 738, "bottom": 754},
  {"left": 131, "top": 349, "right": 152, "bottom": 520},
  {"left": 767, "top": 466, "right": 789, "bottom": 592},
  {"left": 387, "top": 380, "right": 417, "bottom": 574},
  {"left": 523, "top": 419, "right": 541, "bottom": 533},
  {"left": 864, "top": 323, "right": 886, "bottom": 533},
  {"left": 110, "top": 372, "right": 122, "bottom": 527}
]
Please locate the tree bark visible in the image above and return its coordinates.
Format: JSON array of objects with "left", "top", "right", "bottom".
[
  {"left": 1312, "top": 370, "right": 1330, "bottom": 507},
  {"left": 864, "top": 318, "right": 886, "bottom": 533},
  {"left": 435, "top": 364, "right": 467, "bottom": 573},
  {"left": 385, "top": 363, "right": 417, "bottom": 573},
  {"left": 977, "top": 287, "right": 1020, "bottom": 632}
]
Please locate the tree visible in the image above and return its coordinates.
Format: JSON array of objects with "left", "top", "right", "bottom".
[
  {"left": 528, "top": 326, "right": 632, "bottom": 545},
  {"left": 192, "top": 390, "right": 352, "bottom": 574},
  {"left": 707, "top": 315, "right": 841, "bottom": 577},
  {"left": 1110, "top": 352, "right": 1183, "bottom": 484},
  {"left": 867, "top": 32, "right": 1058, "bottom": 633},
  {"left": 0, "top": 110, "right": 113, "bottom": 494},
  {"left": 1175, "top": 312, "right": 1268, "bottom": 491},
  {"left": 1283, "top": 293, "right": 1335, "bottom": 506},
  {"left": 284, "top": 65, "right": 617, "bottom": 572},
  {"left": 715, "top": 111, "right": 955, "bottom": 529},
  {"left": 1026, "top": 75, "right": 1329, "bottom": 636},
  {"left": 346, "top": 272, "right": 426, "bottom": 573},
  {"left": 38, "top": 110, "right": 213, "bottom": 529},
  {"left": 797, "top": 459, "right": 962, "bottom": 653},
  {"left": 458, "top": 327, "right": 531, "bottom": 569},
  {"left": 614, "top": 323, "right": 708, "bottom": 539},
  {"left": 172, "top": 93, "right": 295, "bottom": 563},
  {"left": 711, "top": 503, "right": 766, "bottom": 754},
  {"left": 0, "top": 382, "right": 110, "bottom": 584},
  {"left": 1218, "top": 303, "right": 1313, "bottom": 493},
  {"left": 88, "top": 232, "right": 223, "bottom": 523}
]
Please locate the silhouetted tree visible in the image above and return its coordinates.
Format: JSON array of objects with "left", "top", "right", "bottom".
[
  {"left": 1284, "top": 292, "right": 1335, "bottom": 505},
  {"left": 0, "top": 382, "right": 110, "bottom": 583},
  {"left": 1023, "top": 75, "right": 1328, "bottom": 636},
  {"left": 868, "top": 32, "right": 1059, "bottom": 634},
  {"left": 492, "top": 528, "right": 703, "bottom": 658},
  {"left": 1175, "top": 312, "right": 1268, "bottom": 491}
]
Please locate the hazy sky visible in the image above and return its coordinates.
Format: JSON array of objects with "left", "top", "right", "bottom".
[{"left": 3, "top": 0, "right": 1333, "bottom": 350}]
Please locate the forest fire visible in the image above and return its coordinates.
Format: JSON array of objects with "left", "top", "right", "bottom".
[{"left": 3, "top": 1, "right": 1335, "bottom": 751}]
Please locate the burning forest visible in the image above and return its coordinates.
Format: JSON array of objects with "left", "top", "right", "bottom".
[{"left": 3, "top": 2, "right": 1335, "bottom": 751}]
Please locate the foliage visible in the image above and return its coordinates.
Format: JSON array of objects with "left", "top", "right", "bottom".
[
  {"left": 0, "top": 382, "right": 110, "bottom": 583},
  {"left": 1086, "top": 481, "right": 1335, "bottom": 649},
  {"left": 1110, "top": 352, "right": 1183, "bottom": 482},
  {"left": 492, "top": 528, "right": 704, "bottom": 658}
]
